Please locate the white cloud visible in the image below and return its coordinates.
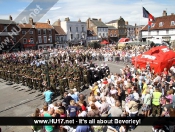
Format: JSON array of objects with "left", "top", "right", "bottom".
[{"left": 50, "top": 6, "right": 61, "bottom": 11}]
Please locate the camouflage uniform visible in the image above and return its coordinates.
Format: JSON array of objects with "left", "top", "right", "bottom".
[
  {"left": 58, "top": 71, "right": 65, "bottom": 98},
  {"left": 83, "top": 67, "right": 89, "bottom": 86},
  {"left": 50, "top": 74, "right": 57, "bottom": 94}
]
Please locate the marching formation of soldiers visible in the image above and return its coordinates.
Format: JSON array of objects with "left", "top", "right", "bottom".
[{"left": 0, "top": 50, "right": 110, "bottom": 98}]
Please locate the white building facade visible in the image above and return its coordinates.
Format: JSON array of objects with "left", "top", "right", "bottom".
[
  {"left": 61, "top": 18, "right": 87, "bottom": 43},
  {"left": 141, "top": 11, "right": 175, "bottom": 42}
]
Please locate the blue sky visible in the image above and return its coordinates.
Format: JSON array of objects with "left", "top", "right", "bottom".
[{"left": 0, "top": 0, "right": 174, "bottom": 25}]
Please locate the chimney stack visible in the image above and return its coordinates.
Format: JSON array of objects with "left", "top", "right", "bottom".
[
  {"left": 125, "top": 21, "right": 128, "bottom": 25},
  {"left": 78, "top": 19, "right": 81, "bottom": 22},
  {"left": 29, "top": 17, "right": 33, "bottom": 25},
  {"left": 87, "top": 18, "right": 91, "bottom": 29},
  {"left": 99, "top": 18, "right": 101, "bottom": 22},
  {"left": 163, "top": 10, "right": 167, "bottom": 16},
  {"left": 9, "top": 15, "right": 12, "bottom": 21},
  {"left": 58, "top": 19, "right": 61, "bottom": 26},
  {"left": 65, "top": 17, "right": 70, "bottom": 21},
  {"left": 47, "top": 19, "right": 50, "bottom": 24}
]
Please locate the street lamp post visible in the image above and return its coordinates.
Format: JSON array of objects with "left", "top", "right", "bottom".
[{"left": 42, "top": 48, "right": 50, "bottom": 87}]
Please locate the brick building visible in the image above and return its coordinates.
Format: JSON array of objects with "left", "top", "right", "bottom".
[
  {"left": 18, "top": 17, "right": 36, "bottom": 50},
  {"left": 107, "top": 26, "right": 118, "bottom": 43},
  {"left": 106, "top": 16, "right": 127, "bottom": 39},
  {"left": 35, "top": 19, "right": 55, "bottom": 49},
  {"left": 0, "top": 15, "right": 20, "bottom": 53}
]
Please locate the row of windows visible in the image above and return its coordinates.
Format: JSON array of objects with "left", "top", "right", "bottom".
[
  {"left": 98, "top": 33, "right": 108, "bottom": 37},
  {"left": 151, "top": 21, "right": 175, "bottom": 28},
  {"left": 56, "top": 36, "right": 65, "bottom": 42},
  {"left": 98, "top": 28, "right": 108, "bottom": 32},
  {"left": 70, "top": 33, "right": 85, "bottom": 39},
  {"left": 110, "top": 34, "right": 117, "bottom": 37},
  {"left": 38, "top": 36, "right": 52, "bottom": 43},
  {"left": 23, "top": 36, "right": 53, "bottom": 44},
  {"left": 38, "top": 29, "right": 52, "bottom": 35},
  {"left": 2, "top": 26, "right": 52, "bottom": 35},
  {"left": 69, "top": 27, "right": 84, "bottom": 32},
  {"left": 23, "top": 38, "right": 34, "bottom": 44},
  {"left": 87, "top": 37, "right": 97, "bottom": 40},
  {"left": 22, "top": 29, "right": 52, "bottom": 35}
]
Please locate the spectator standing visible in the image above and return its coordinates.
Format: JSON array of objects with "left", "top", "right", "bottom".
[
  {"left": 142, "top": 90, "right": 151, "bottom": 117},
  {"left": 70, "top": 90, "right": 79, "bottom": 103},
  {"left": 31, "top": 108, "right": 42, "bottom": 132},
  {"left": 42, "top": 105, "right": 54, "bottom": 132},
  {"left": 100, "top": 97, "right": 109, "bottom": 115},
  {"left": 63, "top": 92, "right": 73, "bottom": 106},
  {"left": 87, "top": 103, "right": 100, "bottom": 117},
  {"left": 108, "top": 100, "right": 122, "bottom": 131},
  {"left": 43, "top": 87, "right": 54, "bottom": 105},
  {"left": 152, "top": 88, "right": 162, "bottom": 117},
  {"left": 67, "top": 100, "right": 79, "bottom": 117}
]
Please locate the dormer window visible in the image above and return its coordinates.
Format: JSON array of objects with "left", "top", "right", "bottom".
[
  {"left": 151, "top": 23, "right": 155, "bottom": 27},
  {"left": 171, "top": 21, "right": 175, "bottom": 26},
  {"left": 159, "top": 22, "right": 163, "bottom": 27}
]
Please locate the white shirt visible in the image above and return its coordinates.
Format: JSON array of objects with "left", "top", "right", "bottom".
[
  {"left": 78, "top": 111, "right": 87, "bottom": 117},
  {"left": 107, "top": 78, "right": 111, "bottom": 83},
  {"left": 133, "top": 92, "right": 139, "bottom": 100},
  {"left": 106, "top": 97, "right": 116, "bottom": 107},
  {"left": 110, "top": 89, "right": 117, "bottom": 95}
]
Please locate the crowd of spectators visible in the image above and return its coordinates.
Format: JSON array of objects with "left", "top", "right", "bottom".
[
  {"left": 34, "top": 64, "right": 175, "bottom": 132},
  {"left": 4, "top": 45, "right": 175, "bottom": 132}
]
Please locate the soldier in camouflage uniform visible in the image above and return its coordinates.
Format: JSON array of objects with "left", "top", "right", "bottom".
[
  {"left": 58, "top": 71, "right": 65, "bottom": 98},
  {"left": 82, "top": 66, "right": 90, "bottom": 87},
  {"left": 14, "top": 65, "right": 20, "bottom": 84},
  {"left": 32, "top": 66, "right": 38, "bottom": 90},
  {"left": 8, "top": 64, "right": 13, "bottom": 82},
  {"left": 73, "top": 71, "right": 81, "bottom": 92},
  {"left": 67, "top": 66, "right": 74, "bottom": 89},
  {"left": 36, "top": 67, "right": 43, "bottom": 91},
  {"left": 50, "top": 73, "right": 57, "bottom": 94},
  {"left": 21, "top": 66, "right": 26, "bottom": 86}
]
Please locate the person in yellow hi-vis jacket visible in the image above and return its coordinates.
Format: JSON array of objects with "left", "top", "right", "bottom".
[
  {"left": 152, "top": 87, "right": 162, "bottom": 117},
  {"left": 90, "top": 82, "right": 98, "bottom": 96}
]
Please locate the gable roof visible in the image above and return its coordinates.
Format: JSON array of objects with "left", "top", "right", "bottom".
[
  {"left": 91, "top": 19, "right": 108, "bottom": 27},
  {"left": 106, "top": 19, "right": 118, "bottom": 24},
  {"left": 53, "top": 26, "right": 66, "bottom": 35},
  {"left": 107, "top": 26, "right": 117, "bottom": 29},
  {"left": 18, "top": 23, "right": 34, "bottom": 28},
  {"left": 0, "top": 19, "right": 16, "bottom": 24},
  {"left": 142, "top": 14, "right": 175, "bottom": 31},
  {"left": 35, "top": 22, "right": 53, "bottom": 29}
]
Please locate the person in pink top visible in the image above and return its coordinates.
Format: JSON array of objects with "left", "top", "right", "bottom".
[{"left": 166, "top": 90, "right": 173, "bottom": 104}]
